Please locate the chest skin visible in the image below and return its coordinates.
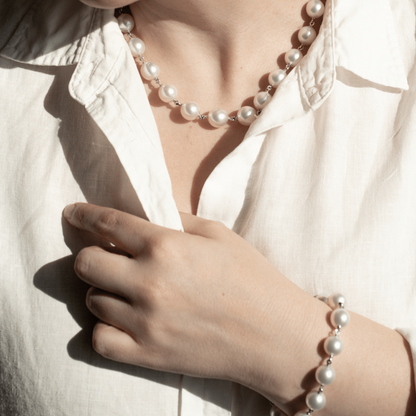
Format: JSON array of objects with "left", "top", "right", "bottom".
[{"left": 152, "top": 103, "right": 248, "bottom": 215}]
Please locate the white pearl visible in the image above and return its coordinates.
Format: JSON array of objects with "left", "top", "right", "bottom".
[
  {"left": 158, "top": 84, "right": 178, "bottom": 103},
  {"left": 140, "top": 62, "right": 160, "bottom": 80},
  {"left": 298, "top": 26, "right": 317, "bottom": 45},
  {"left": 237, "top": 106, "right": 257, "bottom": 126},
  {"left": 328, "top": 293, "right": 347, "bottom": 309},
  {"left": 331, "top": 308, "right": 350, "bottom": 328},
  {"left": 268, "top": 69, "right": 286, "bottom": 88},
  {"left": 180, "top": 102, "right": 200, "bottom": 121},
  {"left": 285, "top": 49, "right": 303, "bottom": 67},
  {"left": 315, "top": 365, "right": 336, "bottom": 385},
  {"left": 129, "top": 38, "right": 145, "bottom": 56},
  {"left": 294, "top": 413, "right": 309, "bottom": 416},
  {"left": 253, "top": 91, "right": 271, "bottom": 110},
  {"left": 208, "top": 109, "right": 229, "bottom": 128},
  {"left": 306, "top": 391, "right": 326, "bottom": 411},
  {"left": 117, "top": 14, "right": 135, "bottom": 33},
  {"left": 306, "top": 0, "right": 325, "bottom": 18},
  {"left": 324, "top": 336, "right": 344, "bottom": 356}
]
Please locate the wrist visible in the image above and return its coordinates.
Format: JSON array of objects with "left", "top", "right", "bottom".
[{"left": 233, "top": 278, "right": 332, "bottom": 412}]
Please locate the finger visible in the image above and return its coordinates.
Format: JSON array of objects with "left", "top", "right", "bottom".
[
  {"left": 92, "top": 321, "right": 143, "bottom": 365},
  {"left": 87, "top": 287, "right": 132, "bottom": 331},
  {"left": 179, "top": 212, "right": 228, "bottom": 239},
  {"left": 63, "top": 203, "right": 161, "bottom": 256},
  {"left": 75, "top": 246, "right": 136, "bottom": 298}
]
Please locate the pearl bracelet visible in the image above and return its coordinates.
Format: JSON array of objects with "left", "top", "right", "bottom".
[
  {"left": 298, "top": 293, "right": 350, "bottom": 415},
  {"left": 271, "top": 293, "right": 350, "bottom": 416}
]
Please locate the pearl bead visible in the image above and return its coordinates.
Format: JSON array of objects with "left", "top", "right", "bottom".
[
  {"left": 253, "top": 91, "right": 271, "bottom": 110},
  {"left": 237, "top": 106, "right": 257, "bottom": 126},
  {"left": 294, "top": 413, "right": 309, "bottom": 416},
  {"left": 328, "top": 293, "right": 347, "bottom": 309},
  {"left": 315, "top": 365, "right": 336, "bottom": 385},
  {"left": 208, "top": 109, "right": 229, "bottom": 128},
  {"left": 268, "top": 69, "right": 287, "bottom": 88},
  {"left": 331, "top": 308, "right": 350, "bottom": 328},
  {"left": 140, "top": 62, "right": 160, "bottom": 80},
  {"left": 306, "top": 391, "right": 326, "bottom": 411},
  {"left": 158, "top": 84, "right": 178, "bottom": 103},
  {"left": 324, "top": 336, "right": 344, "bottom": 356},
  {"left": 117, "top": 14, "right": 135, "bottom": 33},
  {"left": 306, "top": 0, "right": 325, "bottom": 19},
  {"left": 180, "top": 102, "right": 200, "bottom": 121},
  {"left": 129, "top": 38, "right": 145, "bottom": 56},
  {"left": 298, "top": 26, "right": 317, "bottom": 45},
  {"left": 285, "top": 49, "right": 303, "bottom": 67}
]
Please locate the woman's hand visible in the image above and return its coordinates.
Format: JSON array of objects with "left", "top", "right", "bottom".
[{"left": 62, "top": 202, "right": 305, "bottom": 386}]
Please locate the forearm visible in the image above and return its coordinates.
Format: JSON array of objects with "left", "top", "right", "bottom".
[{"left": 238, "top": 280, "right": 416, "bottom": 416}]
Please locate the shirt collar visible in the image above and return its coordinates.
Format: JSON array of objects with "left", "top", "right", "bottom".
[{"left": 247, "top": 0, "right": 409, "bottom": 137}]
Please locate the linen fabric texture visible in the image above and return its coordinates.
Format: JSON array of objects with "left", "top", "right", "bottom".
[{"left": 0, "top": 0, "right": 415, "bottom": 415}]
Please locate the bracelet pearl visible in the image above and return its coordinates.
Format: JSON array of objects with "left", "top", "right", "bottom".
[
  {"left": 294, "top": 293, "right": 350, "bottom": 416},
  {"left": 117, "top": 0, "right": 325, "bottom": 128}
]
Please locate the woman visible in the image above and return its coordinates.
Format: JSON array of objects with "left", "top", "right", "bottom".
[{"left": 0, "top": 0, "right": 415, "bottom": 415}]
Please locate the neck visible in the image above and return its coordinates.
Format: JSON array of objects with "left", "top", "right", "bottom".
[{"left": 128, "top": 0, "right": 308, "bottom": 112}]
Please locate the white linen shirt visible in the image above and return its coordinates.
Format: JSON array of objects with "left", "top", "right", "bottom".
[{"left": 1, "top": 0, "right": 416, "bottom": 415}]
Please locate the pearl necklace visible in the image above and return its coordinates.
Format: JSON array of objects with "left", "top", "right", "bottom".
[{"left": 117, "top": 0, "right": 325, "bottom": 128}]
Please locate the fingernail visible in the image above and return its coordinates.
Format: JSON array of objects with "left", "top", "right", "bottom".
[{"left": 63, "top": 204, "right": 75, "bottom": 220}]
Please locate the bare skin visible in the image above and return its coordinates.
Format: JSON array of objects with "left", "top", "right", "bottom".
[{"left": 72, "top": 1, "right": 416, "bottom": 415}]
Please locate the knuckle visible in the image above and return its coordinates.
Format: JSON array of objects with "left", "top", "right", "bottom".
[
  {"left": 147, "top": 232, "right": 176, "bottom": 258},
  {"left": 203, "top": 219, "right": 227, "bottom": 236},
  {"left": 95, "top": 210, "right": 119, "bottom": 236},
  {"left": 144, "top": 280, "right": 164, "bottom": 306}
]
